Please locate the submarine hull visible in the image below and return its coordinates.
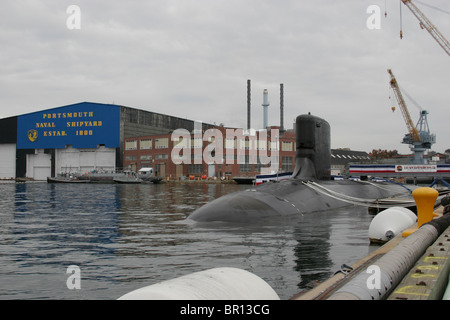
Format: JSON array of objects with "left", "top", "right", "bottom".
[{"left": 188, "top": 179, "right": 412, "bottom": 222}]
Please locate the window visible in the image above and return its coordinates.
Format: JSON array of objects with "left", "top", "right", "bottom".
[
  {"left": 155, "top": 138, "right": 169, "bottom": 149},
  {"left": 257, "top": 140, "right": 267, "bottom": 150},
  {"left": 281, "top": 141, "right": 292, "bottom": 152},
  {"left": 191, "top": 137, "right": 202, "bottom": 149},
  {"left": 225, "top": 153, "right": 236, "bottom": 163},
  {"left": 240, "top": 139, "right": 249, "bottom": 150},
  {"left": 269, "top": 141, "right": 279, "bottom": 151},
  {"left": 173, "top": 136, "right": 189, "bottom": 148},
  {"left": 225, "top": 138, "right": 236, "bottom": 149},
  {"left": 189, "top": 164, "right": 203, "bottom": 174},
  {"left": 126, "top": 109, "right": 138, "bottom": 123},
  {"left": 281, "top": 156, "right": 293, "bottom": 172},
  {"left": 125, "top": 140, "right": 137, "bottom": 150},
  {"left": 140, "top": 139, "right": 152, "bottom": 149},
  {"left": 239, "top": 155, "right": 252, "bottom": 172}
]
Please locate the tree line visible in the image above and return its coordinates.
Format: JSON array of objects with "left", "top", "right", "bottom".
[{"left": 369, "top": 149, "right": 450, "bottom": 160}]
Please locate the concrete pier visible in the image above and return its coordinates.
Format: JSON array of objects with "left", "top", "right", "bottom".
[
  {"left": 293, "top": 218, "right": 449, "bottom": 300},
  {"left": 292, "top": 189, "right": 450, "bottom": 300},
  {"left": 388, "top": 224, "right": 450, "bottom": 300}
]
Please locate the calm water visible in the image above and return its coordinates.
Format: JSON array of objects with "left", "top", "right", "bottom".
[{"left": 0, "top": 182, "right": 378, "bottom": 300}]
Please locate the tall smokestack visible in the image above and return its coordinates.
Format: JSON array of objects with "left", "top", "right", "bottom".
[
  {"left": 262, "top": 89, "right": 269, "bottom": 129},
  {"left": 280, "top": 83, "right": 285, "bottom": 133},
  {"left": 247, "top": 80, "right": 251, "bottom": 130}
]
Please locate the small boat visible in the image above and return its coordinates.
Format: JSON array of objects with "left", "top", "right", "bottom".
[
  {"left": 113, "top": 167, "right": 162, "bottom": 184},
  {"left": 47, "top": 176, "right": 90, "bottom": 183},
  {"left": 232, "top": 177, "right": 255, "bottom": 184},
  {"left": 113, "top": 177, "right": 143, "bottom": 184},
  {"left": 137, "top": 167, "right": 162, "bottom": 183},
  {"left": 142, "top": 176, "right": 163, "bottom": 184},
  {"left": 78, "top": 171, "right": 128, "bottom": 183}
]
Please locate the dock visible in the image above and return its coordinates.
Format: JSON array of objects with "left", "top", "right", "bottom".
[
  {"left": 292, "top": 189, "right": 450, "bottom": 300},
  {"left": 293, "top": 221, "right": 450, "bottom": 300},
  {"left": 388, "top": 221, "right": 450, "bottom": 300}
]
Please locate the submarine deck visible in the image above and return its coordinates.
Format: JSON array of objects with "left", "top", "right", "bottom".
[{"left": 188, "top": 178, "right": 415, "bottom": 222}]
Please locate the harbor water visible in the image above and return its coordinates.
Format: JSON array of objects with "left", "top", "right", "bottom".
[{"left": 0, "top": 182, "right": 379, "bottom": 300}]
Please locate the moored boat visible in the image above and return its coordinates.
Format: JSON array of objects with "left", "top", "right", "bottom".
[
  {"left": 47, "top": 176, "right": 90, "bottom": 183},
  {"left": 232, "top": 176, "right": 255, "bottom": 184},
  {"left": 113, "top": 177, "right": 143, "bottom": 184}
]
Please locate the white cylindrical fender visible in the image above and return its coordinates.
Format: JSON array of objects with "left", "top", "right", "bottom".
[
  {"left": 369, "top": 207, "right": 417, "bottom": 243},
  {"left": 118, "top": 267, "right": 280, "bottom": 300}
]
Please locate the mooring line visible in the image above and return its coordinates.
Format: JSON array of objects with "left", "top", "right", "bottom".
[{"left": 302, "top": 181, "right": 415, "bottom": 208}]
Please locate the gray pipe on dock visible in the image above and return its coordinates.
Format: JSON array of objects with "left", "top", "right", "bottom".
[{"left": 327, "top": 213, "right": 450, "bottom": 300}]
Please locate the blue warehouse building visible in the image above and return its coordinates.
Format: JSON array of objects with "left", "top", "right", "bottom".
[{"left": 0, "top": 102, "right": 211, "bottom": 180}]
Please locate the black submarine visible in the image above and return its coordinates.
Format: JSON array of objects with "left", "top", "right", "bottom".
[{"left": 188, "top": 113, "right": 415, "bottom": 223}]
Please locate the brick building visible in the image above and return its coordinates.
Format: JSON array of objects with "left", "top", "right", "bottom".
[{"left": 123, "top": 126, "right": 297, "bottom": 180}]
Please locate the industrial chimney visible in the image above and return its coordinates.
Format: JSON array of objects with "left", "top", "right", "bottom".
[
  {"left": 280, "top": 83, "right": 285, "bottom": 133},
  {"left": 247, "top": 80, "right": 251, "bottom": 130},
  {"left": 262, "top": 89, "right": 269, "bottom": 129}
]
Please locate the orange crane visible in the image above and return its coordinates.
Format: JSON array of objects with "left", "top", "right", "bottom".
[
  {"left": 401, "top": 0, "right": 450, "bottom": 56},
  {"left": 387, "top": 69, "right": 436, "bottom": 164},
  {"left": 387, "top": 69, "right": 420, "bottom": 143}
]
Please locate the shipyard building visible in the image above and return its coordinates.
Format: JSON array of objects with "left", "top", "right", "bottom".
[
  {"left": 0, "top": 101, "right": 375, "bottom": 181},
  {"left": 0, "top": 102, "right": 216, "bottom": 180}
]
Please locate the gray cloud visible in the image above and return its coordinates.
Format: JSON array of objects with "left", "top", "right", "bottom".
[{"left": 1, "top": 0, "right": 449, "bottom": 153}]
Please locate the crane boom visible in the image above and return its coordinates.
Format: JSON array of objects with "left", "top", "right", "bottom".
[
  {"left": 387, "top": 69, "right": 421, "bottom": 143},
  {"left": 401, "top": 0, "right": 450, "bottom": 56}
]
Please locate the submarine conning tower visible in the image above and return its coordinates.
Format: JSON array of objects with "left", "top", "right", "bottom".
[{"left": 292, "top": 113, "right": 331, "bottom": 180}]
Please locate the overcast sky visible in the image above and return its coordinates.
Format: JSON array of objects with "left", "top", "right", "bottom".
[{"left": 0, "top": 0, "right": 449, "bottom": 154}]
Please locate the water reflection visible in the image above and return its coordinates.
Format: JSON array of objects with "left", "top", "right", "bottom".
[
  {"left": 0, "top": 182, "right": 375, "bottom": 299},
  {"left": 293, "top": 212, "right": 333, "bottom": 288},
  {"left": 292, "top": 206, "right": 373, "bottom": 288}
]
